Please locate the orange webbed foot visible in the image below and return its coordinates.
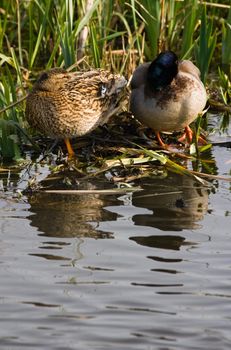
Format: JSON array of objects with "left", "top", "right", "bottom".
[{"left": 178, "top": 126, "right": 207, "bottom": 145}]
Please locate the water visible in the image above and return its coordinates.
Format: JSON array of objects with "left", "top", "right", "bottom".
[{"left": 0, "top": 141, "right": 230, "bottom": 349}]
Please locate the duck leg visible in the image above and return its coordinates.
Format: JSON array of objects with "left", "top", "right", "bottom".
[
  {"left": 185, "top": 126, "right": 193, "bottom": 143},
  {"left": 64, "top": 138, "right": 75, "bottom": 158},
  {"left": 178, "top": 126, "right": 207, "bottom": 145},
  {"left": 155, "top": 131, "right": 167, "bottom": 148}
]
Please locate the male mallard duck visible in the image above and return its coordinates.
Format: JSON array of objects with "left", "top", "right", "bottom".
[
  {"left": 26, "top": 68, "right": 127, "bottom": 157},
  {"left": 130, "top": 51, "right": 207, "bottom": 147}
]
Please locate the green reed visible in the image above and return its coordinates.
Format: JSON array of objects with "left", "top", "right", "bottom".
[
  {"left": 194, "top": 5, "right": 217, "bottom": 83},
  {"left": 136, "top": 0, "right": 160, "bottom": 60},
  {"left": 218, "top": 67, "right": 231, "bottom": 132},
  {"left": 181, "top": 0, "right": 198, "bottom": 58},
  {"left": 0, "top": 67, "right": 24, "bottom": 160},
  {"left": 222, "top": 4, "right": 231, "bottom": 76}
]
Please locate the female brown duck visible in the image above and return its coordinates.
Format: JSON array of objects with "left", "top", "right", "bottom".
[
  {"left": 130, "top": 51, "right": 207, "bottom": 147},
  {"left": 26, "top": 68, "right": 127, "bottom": 157}
]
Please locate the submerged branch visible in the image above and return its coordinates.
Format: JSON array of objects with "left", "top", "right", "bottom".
[
  {"left": 42, "top": 187, "right": 141, "bottom": 195},
  {"left": 209, "top": 99, "right": 231, "bottom": 113}
]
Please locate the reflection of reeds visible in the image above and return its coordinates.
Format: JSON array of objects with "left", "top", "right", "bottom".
[{"left": 0, "top": 0, "right": 230, "bottom": 161}]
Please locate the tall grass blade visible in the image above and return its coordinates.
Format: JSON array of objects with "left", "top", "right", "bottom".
[
  {"left": 194, "top": 5, "right": 217, "bottom": 83},
  {"left": 0, "top": 1, "right": 10, "bottom": 50},
  {"left": 181, "top": 0, "right": 198, "bottom": 58},
  {"left": 0, "top": 69, "right": 23, "bottom": 160},
  {"left": 222, "top": 5, "right": 231, "bottom": 75},
  {"left": 138, "top": 0, "right": 160, "bottom": 60},
  {"left": 16, "top": 0, "right": 23, "bottom": 66},
  {"left": 89, "top": 23, "right": 101, "bottom": 68},
  {"left": 75, "top": 0, "right": 100, "bottom": 37},
  {"left": 29, "top": 0, "right": 52, "bottom": 69}
]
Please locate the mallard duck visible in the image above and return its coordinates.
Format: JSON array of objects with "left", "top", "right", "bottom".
[
  {"left": 130, "top": 51, "right": 207, "bottom": 147},
  {"left": 26, "top": 68, "right": 127, "bottom": 157}
]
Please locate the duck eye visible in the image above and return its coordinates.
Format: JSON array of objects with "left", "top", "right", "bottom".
[
  {"left": 38, "top": 72, "right": 48, "bottom": 83},
  {"left": 154, "top": 66, "right": 162, "bottom": 77},
  {"left": 100, "top": 85, "right": 107, "bottom": 97}
]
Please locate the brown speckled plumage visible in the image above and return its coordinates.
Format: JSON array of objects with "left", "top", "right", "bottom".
[{"left": 26, "top": 68, "right": 127, "bottom": 153}]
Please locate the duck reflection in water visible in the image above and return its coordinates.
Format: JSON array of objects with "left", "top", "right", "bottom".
[
  {"left": 132, "top": 173, "right": 209, "bottom": 232},
  {"left": 28, "top": 182, "right": 120, "bottom": 239}
]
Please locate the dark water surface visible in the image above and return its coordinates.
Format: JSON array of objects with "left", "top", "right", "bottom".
[{"left": 0, "top": 141, "right": 230, "bottom": 349}]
